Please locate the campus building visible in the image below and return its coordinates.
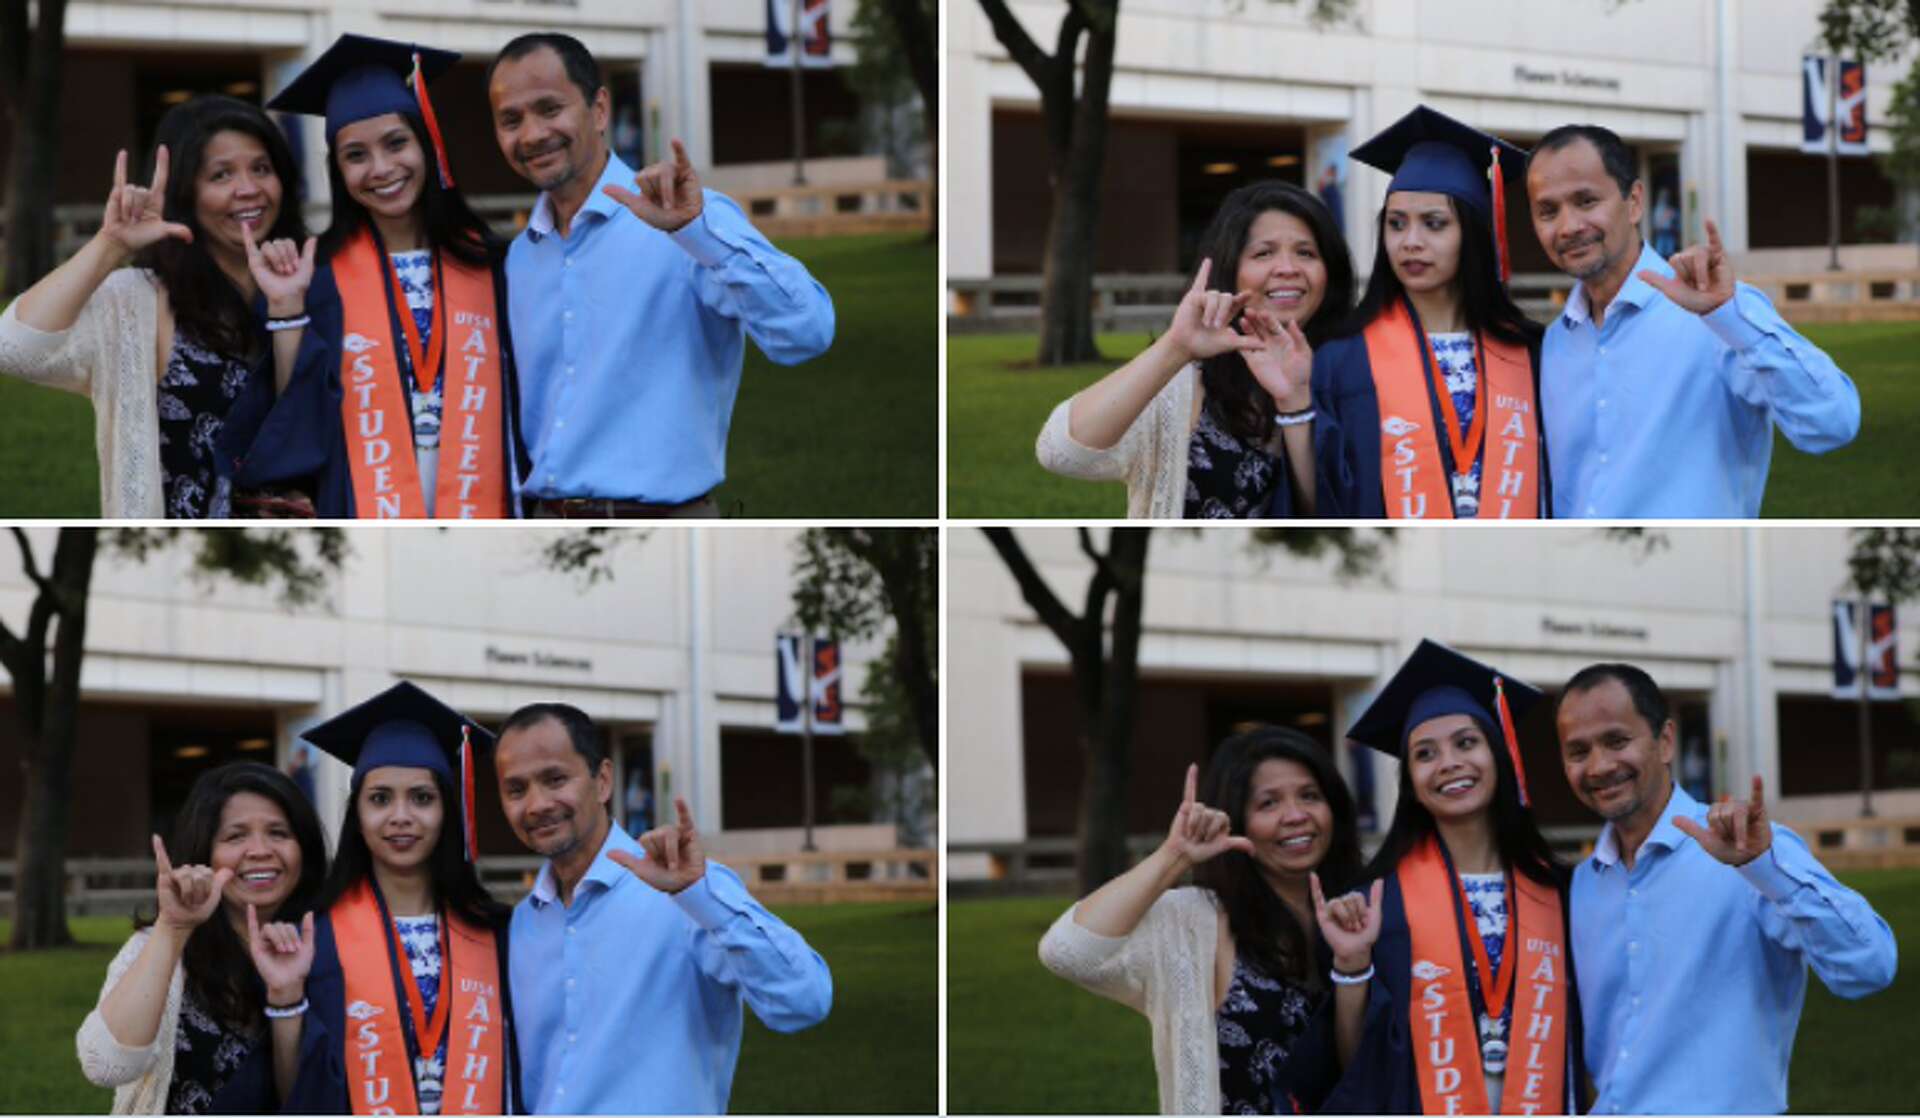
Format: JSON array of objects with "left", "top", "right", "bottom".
[
  {"left": 0, "top": 527, "right": 902, "bottom": 862},
  {"left": 949, "top": 0, "right": 1920, "bottom": 290},
  {"left": 0, "top": 0, "right": 893, "bottom": 223},
  {"left": 948, "top": 527, "right": 1920, "bottom": 878}
]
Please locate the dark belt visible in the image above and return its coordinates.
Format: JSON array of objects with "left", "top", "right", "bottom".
[{"left": 526, "top": 493, "right": 716, "bottom": 519}]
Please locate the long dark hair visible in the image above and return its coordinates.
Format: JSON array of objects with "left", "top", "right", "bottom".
[
  {"left": 135, "top": 762, "right": 329, "bottom": 1030},
  {"left": 317, "top": 768, "right": 509, "bottom": 929},
  {"left": 1343, "top": 194, "right": 1540, "bottom": 347},
  {"left": 316, "top": 111, "right": 501, "bottom": 269},
  {"left": 1363, "top": 715, "right": 1563, "bottom": 890},
  {"left": 1192, "top": 727, "right": 1364, "bottom": 984},
  {"left": 1193, "top": 181, "right": 1356, "bottom": 443},
  {"left": 136, "top": 95, "right": 308, "bottom": 359}
]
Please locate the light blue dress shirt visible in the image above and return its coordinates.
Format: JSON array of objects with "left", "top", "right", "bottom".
[
  {"left": 509, "top": 822, "right": 833, "bottom": 1114},
  {"left": 1572, "top": 783, "right": 1896, "bottom": 1114},
  {"left": 1542, "top": 242, "right": 1859, "bottom": 518},
  {"left": 507, "top": 153, "right": 836, "bottom": 503}
]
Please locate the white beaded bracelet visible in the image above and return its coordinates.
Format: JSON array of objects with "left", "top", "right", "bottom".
[
  {"left": 265, "top": 315, "right": 311, "bottom": 333},
  {"left": 263, "top": 997, "right": 309, "bottom": 1019},
  {"left": 1329, "top": 964, "right": 1375, "bottom": 986},
  {"left": 1273, "top": 409, "right": 1316, "bottom": 428}
]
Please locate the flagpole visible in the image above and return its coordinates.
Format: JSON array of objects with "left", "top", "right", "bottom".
[
  {"left": 790, "top": 0, "right": 808, "bottom": 186},
  {"left": 1858, "top": 601, "right": 1875, "bottom": 817},
  {"left": 802, "top": 633, "right": 819, "bottom": 852},
  {"left": 1827, "top": 53, "right": 1842, "bottom": 272}
]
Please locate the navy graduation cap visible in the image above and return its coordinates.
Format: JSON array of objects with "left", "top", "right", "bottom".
[
  {"left": 1346, "top": 639, "right": 1544, "bottom": 805},
  {"left": 302, "top": 681, "right": 492, "bottom": 860},
  {"left": 267, "top": 32, "right": 461, "bottom": 188},
  {"left": 1351, "top": 105, "right": 1530, "bottom": 281}
]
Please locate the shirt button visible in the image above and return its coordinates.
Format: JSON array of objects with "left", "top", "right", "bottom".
[
  {"left": 567, "top": 925, "right": 576, "bottom": 935},
  {"left": 564, "top": 257, "right": 573, "bottom": 268},
  {"left": 568, "top": 1032, "right": 577, "bottom": 1044},
  {"left": 1632, "top": 996, "right": 1641, "bottom": 1007},
  {"left": 566, "top": 976, "right": 576, "bottom": 989},
  {"left": 1587, "top": 505, "right": 1598, "bottom": 515},
  {"left": 1628, "top": 941, "right": 1639, "bottom": 953},
  {"left": 1597, "top": 398, "right": 1608, "bottom": 409},
  {"left": 1599, "top": 453, "right": 1609, "bottom": 465},
  {"left": 1627, "top": 888, "right": 1636, "bottom": 898},
  {"left": 566, "top": 365, "right": 574, "bottom": 376},
  {"left": 556, "top": 420, "right": 565, "bottom": 429},
  {"left": 564, "top": 310, "right": 574, "bottom": 321}
]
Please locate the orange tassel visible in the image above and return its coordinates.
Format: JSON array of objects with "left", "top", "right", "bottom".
[
  {"left": 411, "top": 52, "right": 456, "bottom": 190},
  {"left": 1495, "top": 676, "right": 1529, "bottom": 807},
  {"left": 1490, "top": 144, "right": 1510, "bottom": 285}
]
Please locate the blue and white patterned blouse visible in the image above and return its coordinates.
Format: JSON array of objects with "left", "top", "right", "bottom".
[
  {"left": 394, "top": 913, "right": 446, "bottom": 1116},
  {"left": 1428, "top": 332, "right": 1482, "bottom": 516},
  {"left": 390, "top": 250, "right": 442, "bottom": 453},
  {"left": 1460, "top": 872, "right": 1510, "bottom": 1047}
]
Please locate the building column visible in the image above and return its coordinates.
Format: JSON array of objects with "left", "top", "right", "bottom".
[{"left": 946, "top": 34, "right": 994, "bottom": 283}]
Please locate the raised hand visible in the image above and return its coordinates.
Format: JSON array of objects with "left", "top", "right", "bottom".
[
  {"left": 246, "top": 903, "right": 316, "bottom": 1004},
  {"left": 1162, "top": 763, "right": 1255, "bottom": 868},
  {"left": 1311, "top": 872, "right": 1384, "bottom": 970},
  {"left": 609, "top": 795, "right": 707, "bottom": 894},
  {"left": 98, "top": 147, "right": 194, "bottom": 260},
  {"left": 241, "top": 220, "right": 316, "bottom": 318},
  {"left": 1240, "top": 308, "right": 1314, "bottom": 413},
  {"left": 603, "top": 138, "right": 704, "bottom": 232},
  {"left": 152, "top": 833, "right": 232, "bottom": 933},
  {"left": 1165, "top": 258, "right": 1264, "bottom": 366},
  {"left": 1673, "top": 774, "right": 1773, "bottom": 866},
  {"left": 1637, "top": 217, "right": 1735, "bottom": 315}
]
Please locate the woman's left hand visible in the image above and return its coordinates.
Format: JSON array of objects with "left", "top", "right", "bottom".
[
  {"left": 1239, "top": 309, "right": 1313, "bottom": 414},
  {"left": 1311, "top": 872, "right": 1384, "bottom": 971},
  {"left": 246, "top": 903, "right": 315, "bottom": 1006}
]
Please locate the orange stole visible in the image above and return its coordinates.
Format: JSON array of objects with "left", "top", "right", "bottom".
[
  {"left": 333, "top": 228, "right": 508, "bottom": 519},
  {"left": 331, "top": 879, "right": 506, "bottom": 1115},
  {"left": 1360, "top": 301, "right": 1540, "bottom": 519},
  {"left": 1397, "top": 837, "right": 1569, "bottom": 1116}
]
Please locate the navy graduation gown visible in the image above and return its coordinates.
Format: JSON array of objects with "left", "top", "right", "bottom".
[
  {"left": 278, "top": 907, "right": 523, "bottom": 1115},
  {"left": 1263, "top": 331, "right": 1551, "bottom": 519},
  {"left": 220, "top": 249, "right": 531, "bottom": 518},
  {"left": 1315, "top": 873, "right": 1586, "bottom": 1115}
]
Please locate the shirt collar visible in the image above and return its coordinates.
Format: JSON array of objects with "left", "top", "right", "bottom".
[
  {"left": 1589, "top": 777, "right": 1691, "bottom": 871},
  {"left": 526, "top": 818, "right": 639, "bottom": 907},
  {"left": 1561, "top": 240, "right": 1665, "bottom": 328},
  {"left": 526, "top": 152, "right": 635, "bottom": 242}
]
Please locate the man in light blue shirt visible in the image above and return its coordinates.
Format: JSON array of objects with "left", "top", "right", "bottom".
[
  {"left": 487, "top": 33, "right": 834, "bottom": 516},
  {"left": 1556, "top": 663, "right": 1895, "bottom": 1114},
  {"left": 494, "top": 702, "right": 832, "bottom": 1114},
  {"left": 1527, "top": 125, "right": 1859, "bottom": 517}
]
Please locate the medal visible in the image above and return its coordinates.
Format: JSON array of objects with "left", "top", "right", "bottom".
[{"left": 1479, "top": 1015, "right": 1508, "bottom": 1074}]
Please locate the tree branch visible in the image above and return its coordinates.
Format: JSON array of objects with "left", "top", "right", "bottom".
[
  {"left": 9, "top": 526, "right": 51, "bottom": 594},
  {"left": 975, "top": 0, "right": 1055, "bottom": 92},
  {"left": 982, "top": 527, "right": 1081, "bottom": 648}
]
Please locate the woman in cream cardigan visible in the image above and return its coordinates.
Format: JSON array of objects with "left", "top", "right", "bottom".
[
  {"left": 1035, "top": 182, "right": 1355, "bottom": 518},
  {"left": 76, "top": 763, "right": 327, "bottom": 1114},
  {"left": 0, "top": 95, "right": 312, "bottom": 517},
  {"left": 1039, "top": 728, "right": 1365, "bottom": 1114}
]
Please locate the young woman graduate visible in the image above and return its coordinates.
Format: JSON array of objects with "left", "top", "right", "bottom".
[
  {"left": 226, "top": 33, "right": 525, "bottom": 518},
  {"left": 246, "top": 682, "right": 520, "bottom": 1114},
  {"left": 1307, "top": 641, "right": 1582, "bottom": 1114},
  {"left": 1289, "top": 106, "right": 1549, "bottom": 519},
  {"left": 1039, "top": 728, "right": 1365, "bottom": 1113},
  {"left": 76, "top": 763, "right": 328, "bottom": 1114}
]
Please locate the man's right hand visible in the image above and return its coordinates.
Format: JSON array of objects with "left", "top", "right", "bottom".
[
  {"left": 152, "top": 833, "right": 231, "bottom": 934},
  {"left": 97, "top": 147, "right": 194, "bottom": 263},
  {"left": 1162, "top": 763, "right": 1255, "bottom": 868},
  {"left": 1164, "top": 258, "right": 1266, "bottom": 367}
]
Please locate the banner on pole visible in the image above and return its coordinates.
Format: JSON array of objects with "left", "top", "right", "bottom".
[
  {"left": 776, "top": 633, "right": 845, "bottom": 733},
  {"left": 766, "top": 0, "right": 834, "bottom": 68},
  {"left": 1832, "top": 601, "right": 1898, "bottom": 699},
  {"left": 1801, "top": 55, "right": 1868, "bottom": 155}
]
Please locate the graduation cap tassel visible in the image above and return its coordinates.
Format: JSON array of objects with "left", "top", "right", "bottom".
[
  {"left": 1494, "top": 676, "right": 1529, "bottom": 807},
  {"left": 461, "top": 724, "right": 478, "bottom": 864},
  {"left": 1489, "top": 143, "right": 1511, "bottom": 285},
  {"left": 410, "top": 52, "right": 456, "bottom": 190}
]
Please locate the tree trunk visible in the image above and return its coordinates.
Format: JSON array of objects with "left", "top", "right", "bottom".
[
  {"left": 1072, "top": 528, "right": 1148, "bottom": 894},
  {"left": 1, "top": 0, "right": 70, "bottom": 299},
  {"left": 1036, "top": 9, "right": 1116, "bottom": 366},
  {"left": 881, "top": 0, "right": 939, "bottom": 239},
  {"left": 8, "top": 528, "right": 94, "bottom": 949}
]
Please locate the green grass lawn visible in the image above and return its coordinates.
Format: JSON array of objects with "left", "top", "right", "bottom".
[
  {"left": 0, "top": 231, "right": 937, "bottom": 518},
  {"left": 948, "top": 322, "right": 1920, "bottom": 519},
  {"left": 0, "top": 900, "right": 935, "bottom": 1114},
  {"left": 949, "top": 870, "right": 1920, "bottom": 1114}
]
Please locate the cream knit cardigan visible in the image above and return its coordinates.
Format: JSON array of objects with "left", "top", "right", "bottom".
[
  {"left": 0, "top": 268, "right": 165, "bottom": 518},
  {"left": 1035, "top": 364, "right": 1200, "bottom": 519},
  {"left": 75, "top": 928, "right": 188, "bottom": 1115},
  {"left": 1038, "top": 887, "right": 1224, "bottom": 1115}
]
